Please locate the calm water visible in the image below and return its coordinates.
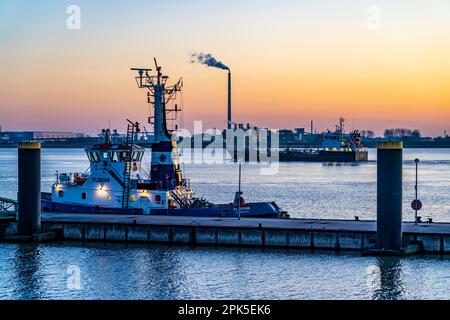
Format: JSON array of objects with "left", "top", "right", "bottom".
[
  {"left": 0, "top": 242, "right": 449, "bottom": 300},
  {"left": 0, "top": 148, "right": 449, "bottom": 300}
]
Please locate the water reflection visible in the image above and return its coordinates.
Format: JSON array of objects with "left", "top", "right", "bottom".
[
  {"left": 369, "top": 257, "right": 405, "bottom": 300},
  {"left": 13, "top": 244, "right": 43, "bottom": 300},
  {"left": 78, "top": 243, "right": 189, "bottom": 299},
  {"left": 134, "top": 246, "right": 188, "bottom": 300},
  {"left": 1, "top": 242, "right": 449, "bottom": 300}
]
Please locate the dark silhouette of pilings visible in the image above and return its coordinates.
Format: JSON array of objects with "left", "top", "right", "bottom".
[
  {"left": 17, "top": 142, "right": 41, "bottom": 238},
  {"left": 377, "top": 141, "right": 403, "bottom": 251}
]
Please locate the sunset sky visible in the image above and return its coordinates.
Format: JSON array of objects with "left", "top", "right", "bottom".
[{"left": 0, "top": 0, "right": 449, "bottom": 136}]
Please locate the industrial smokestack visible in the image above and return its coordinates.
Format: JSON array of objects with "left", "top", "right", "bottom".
[
  {"left": 191, "top": 53, "right": 232, "bottom": 129},
  {"left": 228, "top": 71, "right": 232, "bottom": 130}
]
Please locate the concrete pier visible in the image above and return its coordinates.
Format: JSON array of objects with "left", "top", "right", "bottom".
[{"left": 3, "top": 213, "right": 447, "bottom": 254}]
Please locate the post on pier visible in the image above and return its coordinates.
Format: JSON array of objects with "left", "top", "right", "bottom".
[
  {"left": 17, "top": 142, "right": 41, "bottom": 238},
  {"left": 376, "top": 141, "right": 403, "bottom": 251}
]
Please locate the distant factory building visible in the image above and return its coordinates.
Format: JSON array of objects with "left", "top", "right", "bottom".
[
  {"left": 277, "top": 127, "right": 323, "bottom": 147},
  {"left": 279, "top": 128, "right": 305, "bottom": 145},
  {"left": 0, "top": 131, "right": 86, "bottom": 142}
]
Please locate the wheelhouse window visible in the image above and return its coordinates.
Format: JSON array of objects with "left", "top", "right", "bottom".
[
  {"left": 90, "top": 152, "right": 100, "bottom": 162},
  {"left": 111, "top": 152, "right": 119, "bottom": 163},
  {"left": 132, "top": 152, "right": 140, "bottom": 161},
  {"left": 119, "top": 152, "right": 130, "bottom": 162}
]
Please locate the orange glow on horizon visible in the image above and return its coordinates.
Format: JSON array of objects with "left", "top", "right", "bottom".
[{"left": 1, "top": 1, "right": 449, "bottom": 136}]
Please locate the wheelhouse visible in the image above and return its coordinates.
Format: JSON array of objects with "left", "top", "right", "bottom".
[{"left": 86, "top": 145, "right": 145, "bottom": 163}]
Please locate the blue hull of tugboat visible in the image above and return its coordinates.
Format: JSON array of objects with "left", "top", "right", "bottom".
[
  {"left": 41, "top": 199, "right": 144, "bottom": 215},
  {"left": 41, "top": 199, "right": 282, "bottom": 218},
  {"left": 151, "top": 202, "right": 282, "bottom": 218}
]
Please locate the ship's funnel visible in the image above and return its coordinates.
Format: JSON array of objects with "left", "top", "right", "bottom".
[{"left": 228, "top": 71, "right": 232, "bottom": 130}]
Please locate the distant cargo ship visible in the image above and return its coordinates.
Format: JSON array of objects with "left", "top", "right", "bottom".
[{"left": 279, "top": 118, "right": 368, "bottom": 162}]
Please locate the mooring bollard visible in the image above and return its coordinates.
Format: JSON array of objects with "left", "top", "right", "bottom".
[
  {"left": 18, "top": 142, "right": 41, "bottom": 238},
  {"left": 377, "top": 141, "right": 403, "bottom": 251}
]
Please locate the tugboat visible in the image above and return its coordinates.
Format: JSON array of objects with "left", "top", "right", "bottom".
[
  {"left": 279, "top": 118, "right": 368, "bottom": 162},
  {"left": 42, "top": 59, "right": 286, "bottom": 218}
]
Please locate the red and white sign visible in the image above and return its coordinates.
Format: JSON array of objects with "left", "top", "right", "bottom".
[{"left": 411, "top": 200, "right": 423, "bottom": 211}]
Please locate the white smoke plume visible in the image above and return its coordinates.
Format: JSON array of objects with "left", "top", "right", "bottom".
[{"left": 191, "top": 53, "right": 230, "bottom": 71}]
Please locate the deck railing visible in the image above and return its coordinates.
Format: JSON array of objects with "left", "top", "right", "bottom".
[{"left": 0, "top": 197, "right": 17, "bottom": 217}]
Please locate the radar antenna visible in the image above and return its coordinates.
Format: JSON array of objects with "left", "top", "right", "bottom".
[{"left": 130, "top": 58, "right": 183, "bottom": 142}]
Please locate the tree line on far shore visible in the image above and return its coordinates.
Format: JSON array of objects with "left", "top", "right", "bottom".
[{"left": 360, "top": 128, "right": 422, "bottom": 139}]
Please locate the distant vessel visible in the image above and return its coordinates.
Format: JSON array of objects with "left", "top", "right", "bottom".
[
  {"left": 42, "top": 59, "right": 286, "bottom": 218},
  {"left": 279, "top": 118, "right": 368, "bottom": 162}
]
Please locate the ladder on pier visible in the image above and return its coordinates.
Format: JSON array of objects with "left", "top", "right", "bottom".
[
  {"left": 122, "top": 121, "right": 136, "bottom": 209},
  {"left": 0, "top": 197, "right": 17, "bottom": 218}
]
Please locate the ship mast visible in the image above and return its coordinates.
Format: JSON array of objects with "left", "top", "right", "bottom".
[
  {"left": 131, "top": 58, "right": 182, "bottom": 143},
  {"left": 131, "top": 59, "right": 184, "bottom": 192}
]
